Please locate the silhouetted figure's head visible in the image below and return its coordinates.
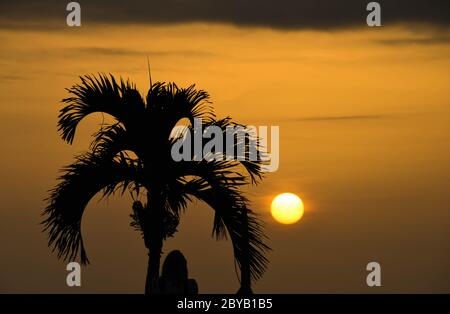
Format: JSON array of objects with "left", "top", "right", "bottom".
[
  {"left": 161, "top": 250, "right": 188, "bottom": 283},
  {"left": 159, "top": 250, "right": 198, "bottom": 294}
]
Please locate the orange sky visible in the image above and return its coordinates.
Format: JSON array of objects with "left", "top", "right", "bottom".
[{"left": 0, "top": 23, "right": 449, "bottom": 293}]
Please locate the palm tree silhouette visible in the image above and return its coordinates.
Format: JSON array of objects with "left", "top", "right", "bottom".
[{"left": 42, "top": 74, "right": 270, "bottom": 294}]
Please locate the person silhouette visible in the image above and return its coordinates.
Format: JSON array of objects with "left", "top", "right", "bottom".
[{"left": 157, "top": 250, "right": 198, "bottom": 294}]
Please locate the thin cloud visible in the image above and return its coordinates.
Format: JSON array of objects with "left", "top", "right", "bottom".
[
  {"left": 0, "top": 74, "right": 28, "bottom": 82},
  {"left": 0, "top": 47, "right": 217, "bottom": 61},
  {"left": 75, "top": 47, "right": 143, "bottom": 56},
  {"left": 292, "top": 114, "right": 390, "bottom": 122},
  {"left": 72, "top": 47, "right": 217, "bottom": 58},
  {"left": 375, "top": 35, "right": 450, "bottom": 46}
]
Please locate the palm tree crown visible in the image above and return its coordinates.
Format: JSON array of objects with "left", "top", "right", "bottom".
[{"left": 43, "top": 74, "right": 270, "bottom": 293}]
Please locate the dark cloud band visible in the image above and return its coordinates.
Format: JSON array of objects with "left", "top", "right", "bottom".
[{"left": 0, "top": 0, "right": 449, "bottom": 29}]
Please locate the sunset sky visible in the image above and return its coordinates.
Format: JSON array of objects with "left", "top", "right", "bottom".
[{"left": 0, "top": 1, "right": 449, "bottom": 293}]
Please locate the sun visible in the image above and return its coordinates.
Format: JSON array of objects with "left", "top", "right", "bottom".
[{"left": 271, "top": 193, "right": 304, "bottom": 224}]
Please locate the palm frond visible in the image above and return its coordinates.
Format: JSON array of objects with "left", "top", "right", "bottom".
[
  {"left": 146, "top": 82, "right": 215, "bottom": 138},
  {"left": 91, "top": 122, "right": 133, "bottom": 158},
  {"left": 59, "top": 74, "right": 145, "bottom": 144},
  {"left": 203, "top": 118, "right": 268, "bottom": 184},
  {"left": 42, "top": 151, "right": 142, "bottom": 264}
]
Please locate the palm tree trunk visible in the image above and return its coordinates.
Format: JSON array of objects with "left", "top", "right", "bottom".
[
  {"left": 142, "top": 188, "right": 166, "bottom": 294},
  {"left": 145, "top": 238, "right": 163, "bottom": 294},
  {"left": 238, "top": 208, "right": 253, "bottom": 294}
]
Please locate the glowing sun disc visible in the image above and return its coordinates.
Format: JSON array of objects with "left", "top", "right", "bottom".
[{"left": 271, "top": 193, "right": 304, "bottom": 224}]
